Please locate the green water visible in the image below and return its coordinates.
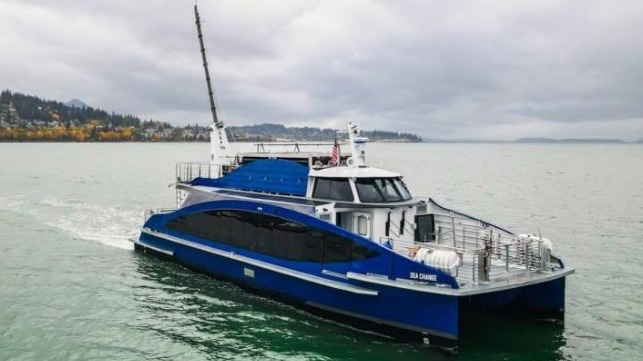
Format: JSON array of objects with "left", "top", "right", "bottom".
[{"left": 1, "top": 142, "right": 642, "bottom": 360}]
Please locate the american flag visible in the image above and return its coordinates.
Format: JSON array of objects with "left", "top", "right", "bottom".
[{"left": 331, "top": 136, "right": 340, "bottom": 166}]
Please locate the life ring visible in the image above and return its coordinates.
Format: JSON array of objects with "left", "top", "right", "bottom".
[{"left": 346, "top": 157, "right": 355, "bottom": 166}]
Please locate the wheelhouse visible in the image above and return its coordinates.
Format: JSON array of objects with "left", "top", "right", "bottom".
[{"left": 307, "top": 167, "right": 413, "bottom": 205}]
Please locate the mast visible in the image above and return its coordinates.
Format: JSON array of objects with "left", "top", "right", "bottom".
[
  {"left": 194, "top": 5, "right": 232, "bottom": 165},
  {"left": 346, "top": 122, "right": 367, "bottom": 167}
]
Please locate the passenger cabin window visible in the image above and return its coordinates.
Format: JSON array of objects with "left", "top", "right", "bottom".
[
  {"left": 355, "top": 177, "right": 412, "bottom": 203},
  {"left": 165, "top": 209, "right": 378, "bottom": 263},
  {"left": 312, "top": 178, "right": 354, "bottom": 201}
]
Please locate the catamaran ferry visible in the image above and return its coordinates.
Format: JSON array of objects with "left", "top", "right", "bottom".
[{"left": 132, "top": 6, "right": 573, "bottom": 343}]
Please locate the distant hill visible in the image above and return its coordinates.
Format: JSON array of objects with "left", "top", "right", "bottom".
[
  {"left": 515, "top": 137, "right": 624, "bottom": 144},
  {"left": 0, "top": 90, "right": 421, "bottom": 142},
  {"left": 65, "top": 98, "right": 89, "bottom": 108},
  {"left": 423, "top": 138, "right": 509, "bottom": 144},
  {"left": 0, "top": 90, "right": 141, "bottom": 127},
  {"left": 227, "top": 123, "right": 422, "bottom": 142},
  {"left": 420, "top": 137, "right": 635, "bottom": 143}
]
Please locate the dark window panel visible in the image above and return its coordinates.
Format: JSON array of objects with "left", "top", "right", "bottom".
[
  {"left": 312, "top": 178, "right": 354, "bottom": 201},
  {"left": 166, "top": 209, "right": 377, "bottom": 263}
]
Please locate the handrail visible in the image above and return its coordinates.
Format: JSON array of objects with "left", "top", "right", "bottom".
[
  {"left": 174, "top": 161, "right": 234, "bottom": 208},
  {"left": 422, "top": 197, "right": 515, "bottom": 235},
  {"left": 175, "top": 161, "right": 233, "bottom": 183},
  {"left": 402, "top": 207, "right": 554, "bottom": 286},
  {"left": 253, "top": 142, "right": 342, "bottom": 154}
]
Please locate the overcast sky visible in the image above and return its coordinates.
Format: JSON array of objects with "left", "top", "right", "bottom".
[{"left": 2, "top": 0, "right": 643, "bottom": 140}]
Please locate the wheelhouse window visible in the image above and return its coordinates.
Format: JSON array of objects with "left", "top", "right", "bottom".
[
  {"left": 393, "top": 178, "right": 412, "bottom": 200},
  {"left": 312, "top": 178, "right": 354, "bottom": 201},
  {"left": 355, "top": 177, "right": 412, "bottom": 203}
]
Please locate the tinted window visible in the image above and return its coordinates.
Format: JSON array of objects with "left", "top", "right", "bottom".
[
  {"left": 292, "top": 229, "right": 324, "bottom": 262},
  {"left": 313, "top": 178, "right": 354, "bottom": 201},
  {"left": 352, "top": 243, "right": 379, "bottom": 261},
  {"left": 166, "top": 210, "right": 377, "bottom": 263},
  {"left": 323, "top": 233, "right": 352, "bottom": 263},
  {"left": 394, "top": 178, "right": 412, "bottom": 200},
  {"left": 356, "top": 177, "right": 412, "bottom": 203}
]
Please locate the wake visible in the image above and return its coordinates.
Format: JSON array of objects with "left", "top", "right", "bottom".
[{"left": 2, "top": 196, "right": 138, "bottom": 250}]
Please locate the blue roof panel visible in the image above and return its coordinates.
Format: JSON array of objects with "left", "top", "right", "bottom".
[{"left": 191, "top": 159, "right": 309, "bottom": 196}]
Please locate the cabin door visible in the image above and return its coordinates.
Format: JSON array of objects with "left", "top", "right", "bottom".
[{"left": 352, "top": 212, "right": 372, "bottom": 240}]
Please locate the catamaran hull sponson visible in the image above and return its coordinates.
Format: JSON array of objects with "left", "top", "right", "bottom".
[
  {"left": 136, "top": 200, "right": 568, "bottom": 342},
  {"left": 137, "top": 227, "right": 460, "bottom": 340}
]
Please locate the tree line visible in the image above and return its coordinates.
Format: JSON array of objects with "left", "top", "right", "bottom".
[
  {"left": 1, "top": 90, "right": 141, "bottom": 127},
  {"left": 1, "top": 90, "right": 423, "bottom": 142}
]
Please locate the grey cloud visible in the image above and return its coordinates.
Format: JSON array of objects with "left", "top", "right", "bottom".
[{"left": 1, "top": 0, "right": 642, "bottom": 140}]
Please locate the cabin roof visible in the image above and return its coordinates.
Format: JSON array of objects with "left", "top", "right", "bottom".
[
  {"left": 191, "top": 159, "right": 308, "bottom": 196},
  {"left": 309, "top": 166, "right": 401, "bottom": 179}
]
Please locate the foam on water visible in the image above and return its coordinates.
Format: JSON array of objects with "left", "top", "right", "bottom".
[
  {"left": 41, "top": 198, "right": 137, "bottom": 250},
  {"left": 2, "top": 196, "right": 136, "bottom": 250}
]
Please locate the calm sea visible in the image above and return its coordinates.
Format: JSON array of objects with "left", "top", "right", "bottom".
[{"left": 1, "top": 142, "right": 641, "bottom": 360}]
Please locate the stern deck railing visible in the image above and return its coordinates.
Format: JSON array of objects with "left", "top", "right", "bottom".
[{"left": 395, "top": 212, "right": 555, "bottom": 286}]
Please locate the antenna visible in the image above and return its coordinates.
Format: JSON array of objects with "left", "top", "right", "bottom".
[
  {"left": 194, "top": 5, "right": 233, "bottom": 165},
  {"left": 194, "top": 5, "right": 221, "bottom": 128}
]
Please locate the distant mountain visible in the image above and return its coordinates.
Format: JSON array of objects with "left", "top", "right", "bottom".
[
  {"left": 515, "top": 137, "right": 624, "bottom": 144},
  {"left": 227, "top": 123, "right": 422, "bottom": 142},
  {"left": 423, "top": 138, "right": 509, "bottom": 144},
  {"left": 66, "top": 98, "right": 89, "bottom": 108}
]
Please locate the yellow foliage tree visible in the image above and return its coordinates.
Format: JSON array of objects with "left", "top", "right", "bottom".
[
  {"left": 52, "top": 126, "right": 67, "bottom": 140},
  {"left": 119, "top": 128, "right": 132, "bottom": 140},
  {"left": 99, "top": 130, "right": 120, "bottom": 141}
]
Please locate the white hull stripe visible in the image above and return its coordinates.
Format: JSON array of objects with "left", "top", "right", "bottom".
[
  {"left": 136, "top": 240, "right": 174, "bottom": 256},
  {"left": 346, "top": 267, "right": 575, "bottom": 297},
  {"left": 137, "top": 228, "right": 379, "bottom": 296}
]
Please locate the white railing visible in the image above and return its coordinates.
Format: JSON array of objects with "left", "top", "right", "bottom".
[
  {"left": 175, "top": 162, "right": 225, "bottom": 183},
  {"left": 400, "top": 209, "right": 557, "bottom": 286},
  {"left": 254, "top": 142, "right": 337, "bottom": 153},
  {"left": 404, "top": 236, "right": 553, "bottom": 286},
  {"left": 174, "top": 162, "right": 234, "bottom": 208},
  {"left": 143, "top": 208, "right": 175, "bottom": 223}
]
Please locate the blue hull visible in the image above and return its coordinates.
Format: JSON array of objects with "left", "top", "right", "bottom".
[
  {"left": 138, "top": 231, "right": 459, "bottom": 340},
  {"left": 463, "top": 277, "right": 566, "bottom": 320},
  {"left": 137, "top": 229, "right": 567, "bottom": 342}
]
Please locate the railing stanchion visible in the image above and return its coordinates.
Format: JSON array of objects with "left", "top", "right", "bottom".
[
  {"left": 526, "top": 243, "right": 530, "bottom": 270},
  {"left": 451, "top": 212, "right": 457, "bottom": 247}
]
